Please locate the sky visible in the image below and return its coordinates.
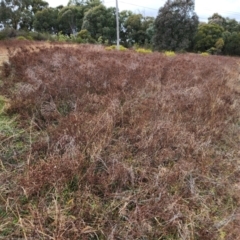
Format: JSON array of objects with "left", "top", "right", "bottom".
[{"left": 47, "top": 0, "right": 240, "bottom": 22}]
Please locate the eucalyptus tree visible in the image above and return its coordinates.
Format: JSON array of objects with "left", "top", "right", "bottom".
[
  {"left": 153, "top": 0, "right": 198, "bottom": 51},
  {"left": 0, "top": 0, "right": 48, "bottom": 30}
]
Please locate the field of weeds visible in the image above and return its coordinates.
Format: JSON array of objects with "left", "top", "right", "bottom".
[{"left": 0, "top": 40, "right": 240, "bottom": 239}]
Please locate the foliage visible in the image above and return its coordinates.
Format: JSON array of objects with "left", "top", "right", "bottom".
[
  {"left": 0, "top": 0, "right": 49, "bottom": 30},
  {"left": 153, "top": 0, "right": 199, "bottom": 51},
  {"left": 105, "top": 45, "right": 127, "bottom": 51},
  {"left": 76, "top": 29, "right": 96, "bottom": 43},
  {"left": 33, "top": 7, "right": 59, "bottom": 34},
  {"left": 58, "top": 6, "right": 84, "bottom": 35},
  {"left": 200, "top": 52, "right": 209, "bottom": 56},
  {"left": 16, "top": 36, "right": 27, "bottom": 41},
  {"left": 55, "top": 31, "right": 70, "bottom": 42},
  {"left": 194, "top": 23, "right": 224, "bottom": 52},
  {"left": 1, "top": 0, "right": 240, "bottom": 57},
  {"left": 222, "top": 32, "right": 240, "bottom": 56},
  {"left": 208, "top": 13, "right": 240, "bottom": 32},
  {"left": 68, "top": 0, "right": 102, "bottom": 9},
  {"left": 208, "top": 13, "right": 226, "bottom": 27},
  {"left": 0, "top": 28, "right": 52, "bottom": 41},
  {"left": 121, "top": 13, "right": 154, "bottom": 47},
  {"left": 0, "top": 28, "right": 17, "bottom": 40},
  {"left": 0, "top": 41, "right": 240, "bottom": 239},
  {"left": 223, "top": 17, "right": 240, "bottom": 32},
  {"left": 215, "top": 37, "right": 224, "bottom": 53},
  {"left": 164, "top": 50, "right": 176, "bottom": 56},
  {"left": 82, "top": 4, "right": 116, "bottom": 43},
  {"left": 205, "top": 13, "right": 240, "bottom": 55},
  {"left": 135, "top": 48, "right": 152, "bottom": 54}
]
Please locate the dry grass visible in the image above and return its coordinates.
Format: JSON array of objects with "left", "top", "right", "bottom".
[
  {"left": 0, "top": 46, "right": 8, "bottom": 66},
  {"left": 0, "top": 40, "right": 240, "bottom": 239}
]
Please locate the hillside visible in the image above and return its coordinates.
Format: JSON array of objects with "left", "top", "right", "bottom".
[{"left": 0, "top": 40, "right": 240, "bottom": 239}]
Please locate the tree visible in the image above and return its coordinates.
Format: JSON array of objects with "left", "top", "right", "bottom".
[
  {"left": 119, "top": 10, "right": 133, "bottom": 46},
  {"left": 124, "top": 13, "right": 144, "bottom": 45},
  {"left": 122, "top": 14, "right": 154, "bottom": 46},
  {"left": 208, "top": 13, "right": 226, "bottom": 27},
  {"left": 194, "top": 23, "right": 224, "bottom": 52},
  {"left": 19, "top": 9, "right": 33, "bottom": 30},
  {"left": 0, "top": 0, "right": 48, "bottom": 30},
  {"left": 208, "top": 13, "right": 240, "bottom": 33},
  {"left": 68, "top": 0, "right": 101, "bottom": 8},
  {"left": 33, "top": 7, "right": 59, "bottom": 33},
  {"left": 142, "top": 16, "right": 155, "bottom": 44},
  {"left": 215, "top": 37, "right": 224, "bottom": 54},
  {"left": 153, "top": 0, "right": 198, "bottom": 51},
  {"left": 119, "top": 11, "right": 155, "bottom": 47},
  {"left": 58, "top": 6, "right": 84, "bottom": 35},
  {"left": 0, "top": 0, "right": 11, "bottom": 29},
  {"left": 223, "top": 18, "right": 240, "bottom": 33},
  {"left": 82, "top": 4, "right": 116, "bottom": 43},
  {"left": 31, "top": 0, "right": 49, "bottom": 14},
  {"left": 223, "top": 32, "right": 240, "bottom": 56}
]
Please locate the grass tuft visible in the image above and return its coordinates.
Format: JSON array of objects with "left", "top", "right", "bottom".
[
  {"left": 105, "top": 45, "right": 128, "bottom": 51},
  {"left": 135, "top": 48, "right": 152, "bottom": 54},
  {"left": 164, "top": 50, "right": 176, "bottom": 57}
]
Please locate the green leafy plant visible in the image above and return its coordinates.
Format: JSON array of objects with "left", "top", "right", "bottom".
[{"left": 56, "top": 31, "right": 70, "bottom": 42}]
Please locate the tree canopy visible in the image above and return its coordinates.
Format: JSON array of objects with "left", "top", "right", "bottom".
[
  {"left": 0, "top": 0, "right": 48, "bottom": 30},
  {"left": 153, "top": 0, "right": 199, "bottom": 51},
  {"left": 82, "top": 4, "right": 116, "bottom": 43},
  {"left": 33, "top": 7, "right": 59, "bottom": 33},
  {"left": 1, "top": 0, "right": 240, "bottom": 56},
  {"left": 194, "top": 23, "right": 224, "bottom": 52}
]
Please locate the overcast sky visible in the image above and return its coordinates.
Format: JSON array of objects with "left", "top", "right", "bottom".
[{"left": 47, "top": 0, "right": 240, "bottom": 22}]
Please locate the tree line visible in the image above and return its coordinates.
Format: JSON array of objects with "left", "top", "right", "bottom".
[{"left": 1, "top": 0, "right": 240, "bottom": 56}]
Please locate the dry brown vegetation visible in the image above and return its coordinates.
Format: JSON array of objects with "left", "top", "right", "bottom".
[{"left": 0, "top": 40, "right": 240, "bottom": 239}]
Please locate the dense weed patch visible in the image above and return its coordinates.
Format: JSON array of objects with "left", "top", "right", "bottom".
[{"left": 0, "top": 41, "right": 240, "bottom": 239}]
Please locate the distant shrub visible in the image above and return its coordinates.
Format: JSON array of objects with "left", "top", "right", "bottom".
[
  {"left": 200, "top": 52, "right": 209, "bottom": 56},
  {"left": 25, "top": 35, "right": 33, "bottom": 41},
  {"left": 207, "top": 47, "right": 217, "bottom": 55},
  {"left": 97, "top": 36, "right": 103, "bottom": 44},
  {"left": 177, "top": 49, "right": 187, "bottom": 54},
  {"left": 57, "top": 32, "right": 70, "bottom": 42},
  {"left": 28, "top": 32, "right": 50, "bottom": 41},
  {"left": 0, "top": 31, "right": 7, "bottom": 40},
  {"left": 17, "top": 36, "right": 27, "bottom": 41},
  {"left": 76, "top": 30, "right": 96, "bottom": 44},
  {"left": 135, "top": 48, "right": 152, "bottom": 54},
  {"left": 164, "top": 51, "right": 176, "bottom": 57},
  {"left": 118, "top": 45, "right": 128, "bottom": 51},
  {"left": 105, "top": 45, "right": 127, "bottom": 51},
  {"left": 0, "top": 28, "right": 17, "bottom": 40},
  {"left": 105, "top": 45, "right": 114, "bottom": 50}
]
